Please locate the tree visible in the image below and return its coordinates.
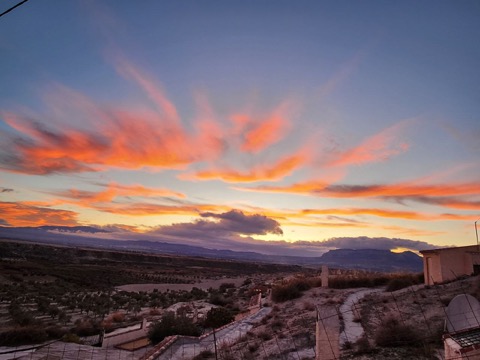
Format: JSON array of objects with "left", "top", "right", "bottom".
[
  {"left": 204, "top": 307, "right": 234, "bottom": 329},
  {"left": 148, "top": 312, "right": 200, "bottom": 344}
]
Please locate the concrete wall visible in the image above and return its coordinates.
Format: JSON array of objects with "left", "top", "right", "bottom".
[
  {"left": 101, "top": 318, "right": 149, "bottom": 348},
  {"left": 439, "top": 248, "right": 473, "bottom": 283},
  {"left": 422, "top": 246, "right": 480, "bottom": 285}
]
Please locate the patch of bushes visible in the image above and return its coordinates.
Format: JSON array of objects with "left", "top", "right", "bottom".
[
  {"left": 329, "top": 275, "right": 390, "bottom": 289},
  {"left": 204, "top": 307, "right": 234, "bottom": 328},
  {"left": 271, "top": 278, "right": 312, "bottom": 302},
  {"left": 62, "top": 332, "right": 83, "bottom": 344},
  {"left": 0, "top": 327, "right": 48, "bottom": 346},
  {"left": 45, "top": 326, "right": 67, "bottom": 339},
  {"left": 148, "top": 311, "right": 201, "bottom": 344},
  {"left": 258, "top": 331, "right": 272, "bottom": 341},
  {"left": 385, "top": 274, "right": 423, "bottom": 292},
  {"left": 329, "top": 272, "right": 423, "bottom": 290},
  {"left": 354, "top": 335, "right": 376, "bottom": 355},
  {"left": 375, "top": 317, "right": 420, "bottom": 347},
  {"left": 248, "top": 342, "right": 259, "bottom": 352}
]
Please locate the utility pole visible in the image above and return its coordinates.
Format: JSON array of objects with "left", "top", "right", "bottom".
[
  {"left": 213, "top": 328, "right": 218, "bottom": 360},
  {"left": 476, "top": 218, "right": 480, "bottom": 250}
]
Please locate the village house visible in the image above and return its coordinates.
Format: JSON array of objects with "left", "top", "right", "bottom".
[{"left": 420, "top": 245, "right": 480, "bottom": 285}]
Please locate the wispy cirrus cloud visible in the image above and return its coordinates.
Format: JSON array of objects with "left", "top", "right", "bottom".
[
  {"left": 325, "top": 120, "right": 411, "bottom": 167},
  {"left": 1, "top": 107, "right": 199, "bottom": 174},
  {"left": 239, "top": 178, "right": 480, "bottom": 206},
  {"left": 180, "top": 147, "right": 310, "bottom": 183},
  {"left": 300, "top": 207, "right": 477, "bottom": 221},
  {"left": 322, "top": 182, "right": 480, "bottom": 198},
  {"left": 235, "top": 178, "right": 336, "bottom": 195},
  {"left": 0, "top": 61, "right": 301, "bottom": 176},
  {"left": 238, "top": 101, "right": 294, "bottom": 153},
  {"left": 0, "top": 201, "right": 79, "bottom": 227},
  {"left": 53, "top": 182, "right": 185, "bottom": 206},
  {"left": 94, "top": 202, "right": 232, "bottom": 217},
  {"left": 391, "top": 196, "right": 480, "bottom": 210}
]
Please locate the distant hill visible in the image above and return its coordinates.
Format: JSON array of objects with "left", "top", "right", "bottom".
[{"left": 0, "top": 226, "right": 423, "bottom": 272}]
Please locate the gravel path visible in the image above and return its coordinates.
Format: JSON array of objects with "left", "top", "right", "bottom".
[{"left": 339, "top": 288, "right": 382, "bottom": 347}]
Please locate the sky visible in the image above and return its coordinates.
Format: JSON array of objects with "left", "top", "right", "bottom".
[{"left": 0, "top": 1, "right": 479, "bottom": 256}]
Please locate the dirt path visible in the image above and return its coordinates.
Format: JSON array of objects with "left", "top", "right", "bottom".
[{"left": 339, "top": 288, "right": 382, "bottom": 347}]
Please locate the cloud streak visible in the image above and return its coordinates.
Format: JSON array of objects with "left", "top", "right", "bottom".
[
  {"left": 0, "top": 65, "right": 302, "bottom": 177},
  {"left": 52, "top": 182, "right": 185, "bottom": 208},
  {"left": 181, "top": 148, "right": 309, "bottom": 183},
  {"left": 0, "top": 201, "right": 79, "bottom": 227},
  {"left": 239, "top": 177, "right": 480, "bottom": 212},
  {"left": 325, "top": 120, "right": 411, "bottom": 167}
]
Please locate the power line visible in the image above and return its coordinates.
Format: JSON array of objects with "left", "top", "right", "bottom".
[{"left": 0, "top": 0, "right": 30, "bottom": 18}]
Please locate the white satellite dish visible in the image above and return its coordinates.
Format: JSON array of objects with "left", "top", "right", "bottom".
[{"left": 446, "top": 294, "right": 480, "bottom": 333}]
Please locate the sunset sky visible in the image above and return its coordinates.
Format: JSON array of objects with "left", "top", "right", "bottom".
[{"left": 0, "top": 1, "right": 479, "bottom": 256}]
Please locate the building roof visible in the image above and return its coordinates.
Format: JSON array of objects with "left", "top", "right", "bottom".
[{"left": 420, "top": 245, "right": 480, "bottom": 255}]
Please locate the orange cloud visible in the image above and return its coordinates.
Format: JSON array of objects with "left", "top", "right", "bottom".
[
  {"left": 239, "top": 180, "right": 331, "bottom": 195},
  {"left": 239, "top": 101, "right": 293, "bottom": 153},
  {"left": 193, "top": 91, "right": 226, "bottom": 160},
  {"left": 326, "top": 120, "right": 411, "bottom": 167},
  {"left": 380, "top": 225, "right": 446, "bottom": 238},
  {"left": 0, "top": 62, "right": 301, "bottom": 175},
  {"left": 181, "top": 148, "right": 309, "bottom": 183},
  {"left": 300, "top": 208, "right": 477, "bottom": 221},
  {"left": 114, "top": 57, "right": 179, "bottom": 124},
  {"left": 402, "top": 196, "right": 480, "bottom": 210},
  {"left": 239, "top": 177, "right": 480, "bottom": 210},
  {"left": 322, "top": 182, "right": 480, "bottom": 198},
  {"left": 95, "top": 203, "right": 232, "bottom": 217},
  {"left": 0, "top": 201, "right": 79, "bottom": 227},
  {"left": 0, "top": 85, "right": 225, "bottom": 174},
  {"left": 55, "top": 183, "right": 185, "bottom": 206}
]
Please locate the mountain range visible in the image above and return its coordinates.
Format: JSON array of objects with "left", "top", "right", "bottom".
[{"left": 0, "top": 226, "right": 423, "bottom": 272}]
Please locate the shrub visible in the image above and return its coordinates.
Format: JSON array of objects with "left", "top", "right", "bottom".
[
  {"left": 204, "top": 307, "right": 234, "bottom": 329},
  {"left": 0, "top": 327, "right": 48, "bottom": 346},
  {"left": 209, "top": 293, "right": 229, "bottom": 306},
  {"left": 62, "top": 332, "right": 83, "bottom": 344},
  {"left": 375, "top": 317, "right": 420, "bottom": 347},
  {"left": 354, "top": 335, "right": 375, "bottom": 355},
  {"left": 272, "top": 284, "right": 301, "bottom": 302},
  {"left": 110, "top": 312, "right": 125, "bottom": 323},
  {"left": 271, "top": 318, "right": 283, "bottom": 329},
  {"left": 258, "top": 331, "right": 272, "bottom": 341},
  {"left": 385, "top": 277, "right": 414, "bottom": 292},
  {"left": 45, "top": 326, "right": 66, "bottom": 339},
  {"left": 303, "top": 301, "right": 315, "bottom": 311},
  {"left": 219, "top": 283, "right": 235, "bottom": 292},
  {"left": 148, "top": 312, "right": 201, "bottom": 344}
]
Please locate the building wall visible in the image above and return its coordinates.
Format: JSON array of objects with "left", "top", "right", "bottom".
[
  {"left": 439, "top": 249, "right": 472, "bottom": 283},
  {"left": 422, "top": 246, "right": 480, "bottom": 285},
  {"left": 424, "top": 254, "right": 442, "bottom": 285}
]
